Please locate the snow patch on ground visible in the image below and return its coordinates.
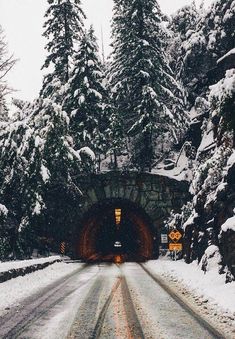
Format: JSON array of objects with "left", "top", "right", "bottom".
[
  {"left": 153, "top": 150, "right": 192, "bottom": 182},
  {"left": 28, "top": 266, "right": 99, "bottom": 339},
  {"left": 147, "top": 258, "right": 235, "bottom": 315},
  {"left": 197, "top": 128, "right": 215, "bottom": 153},
  {"left": 0, "top": 261, "right": 81, "bottom": 316},
  {"left": 152, "top": 167, "right": 189, "bottom": 181}
]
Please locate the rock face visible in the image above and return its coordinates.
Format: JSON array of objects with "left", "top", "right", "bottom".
[{"left": 183, "top": 159, "right": 235, "bottom": 281}]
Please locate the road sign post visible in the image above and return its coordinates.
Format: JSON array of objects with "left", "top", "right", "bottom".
[
  {"left": 168, "top": 229, "right": 183, "bottom": 260},
  {"left": 60, "top": 242, "right": 66, "bottom": 256}
]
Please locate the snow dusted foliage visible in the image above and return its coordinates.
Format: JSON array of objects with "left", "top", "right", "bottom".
[
  {"left": 177, "top": 0, "right": 235, "bottom": 103},
  {"left": 109, "top": 0, "right": 187, "bottom": 171},
  {"left": 105, "top": 101, "right": 127, "bottom": 170},
  {"left": 186, "top": 139, "right": 233, "bottom": 271},
  {"left": 169, "top": 2, "right": 200, "bottom": 89},
  {"left": 63, "top": 27, "right": 108, "bottom": 160},
  {"left": 0, "top": 99, "right": 9, "bottom": 122},
  {"left": 0, "top": 98, "right": 84, "bottom": 257},
  {"left": 164, "top": 201, "right": 193, "bottom": 233},
  {"left": 41, "top": 0, "right": 85, "bottom": 98},
  {"left": 0, "top": 203, "right": 8, "bottom": 226},
  {"left": 209, "top": 68, "right": 235, "bottom": 142},
  {"left": 160, "top": 1, "right": 235, "bottom": 278},
  {"left": 166, "top": 57, "right": 235, "bottom": 277},
  {"left": 11, "top": 98, "right": 33, "bottom": 122}
]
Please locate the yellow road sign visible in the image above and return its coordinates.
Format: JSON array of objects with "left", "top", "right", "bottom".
[
  {"left": 168, "top": 230, "right": 182, "bottom": 242},
  {"left": 169, "top": 243, "right": 182, "bottom": 251}
]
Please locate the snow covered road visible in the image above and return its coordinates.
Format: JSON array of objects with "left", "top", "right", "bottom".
[{"left": 0, "top": 261, "right": 231, "bottom": 338}]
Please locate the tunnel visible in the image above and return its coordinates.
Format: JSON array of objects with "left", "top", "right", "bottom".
[{"left": 75, "top": 199, "right": 157, "bottom": 262}]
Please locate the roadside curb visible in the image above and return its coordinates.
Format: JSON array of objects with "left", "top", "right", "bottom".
[{"left": 0, "top": 259, "right": 62, "bottom": 283}]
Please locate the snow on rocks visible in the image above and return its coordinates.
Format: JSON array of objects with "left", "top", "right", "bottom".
[
  {"left": 200, "top": 245, "right": 222, "bottom": 272},
  {"left": 153, "top": 147, "right": 193, "bottom": 182},
  {"left": 0, "top": 204, "right": 8, "bottom": 217},
  {"left": 221, "top": 216, "right": 235, "bottom": 232},
  {"left": 209, "top": 68, "right": 235, "bottom": 103},
  {"left": 68, "top": 146, "right": 82, "bottom": 162},
  {"left": 78, "top": 146, "right": 95, "bottom": 161}
]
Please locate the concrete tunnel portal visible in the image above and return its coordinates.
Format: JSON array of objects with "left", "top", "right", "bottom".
[{"left": 76, "top": 199, "right": 157, "bottom": 262}]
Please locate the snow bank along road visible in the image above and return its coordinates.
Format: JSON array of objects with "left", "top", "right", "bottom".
[{"left": 0, "top": 262, "right": 229, "bottom": 339}]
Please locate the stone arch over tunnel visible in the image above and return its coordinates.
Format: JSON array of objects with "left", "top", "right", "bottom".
[
  {"left": 73, "top": 171, "right": 190, "bottom": 261},
  {"left": 76, "top": 199, "right": 157, "bottom": 261}
]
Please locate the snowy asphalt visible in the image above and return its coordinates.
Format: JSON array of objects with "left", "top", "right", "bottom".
[{"left": 0, "top": 262, "right": 226, "bottom": 339}]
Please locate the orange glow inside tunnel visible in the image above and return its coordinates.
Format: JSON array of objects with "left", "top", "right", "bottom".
[{"left": 75, "top": 199, "right": 156, "bottom": 262}]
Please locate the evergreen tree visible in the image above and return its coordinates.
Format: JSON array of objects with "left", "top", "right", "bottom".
[
  {"left": 63, "top": 27, "right": 108, "bottom": 162},
  {"left": 110, "top": 0, "right": 187, "bottom": 170},
  {"left": 0, "top": 97, "right": 83, "bottom": 257},
  {"left": 41, "top": 0, "right": 85, "bottom": 98},
  {"left": 11, "top": 99, "right": 31, "bottom": 122},
  {"left": 0, "top": 106, "right": 33, "bottom": 257},
  {"left": 0, "top": 97, "right": 9, "bottom": 122},
  {"left": 105, "top": 97, "right": 126, "bottom": 169}
]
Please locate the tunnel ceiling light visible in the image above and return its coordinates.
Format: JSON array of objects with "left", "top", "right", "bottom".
[{"left": 115, "top": 208, "right": 122, "bottom": 225}]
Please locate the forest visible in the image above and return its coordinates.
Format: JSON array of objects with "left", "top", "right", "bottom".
[{"left": 0, "top": 0, "right": 234, "bottom": 280}]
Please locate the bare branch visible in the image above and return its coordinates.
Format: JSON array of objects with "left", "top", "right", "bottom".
[{"left": 0, "top": 25, "right": 17, "bottom": 102}]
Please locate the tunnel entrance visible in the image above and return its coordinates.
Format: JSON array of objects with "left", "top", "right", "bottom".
[{"left": 76, "top": 199, "right": 157, "bottom": 262}]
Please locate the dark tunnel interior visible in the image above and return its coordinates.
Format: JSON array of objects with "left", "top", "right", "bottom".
[{"left": 76, "top": 199, "right": 157, "bottom": 262}]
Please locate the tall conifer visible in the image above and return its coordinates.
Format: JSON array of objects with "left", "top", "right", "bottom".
[
  {"left": 110, "top": 0, "right": 187, "bottom": 170},
  {"left": 41, "top": 0, "right": 85, "bottom": 98},
  {"left": 63, "top": 27, "right": 108, "bottom": 160}
]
